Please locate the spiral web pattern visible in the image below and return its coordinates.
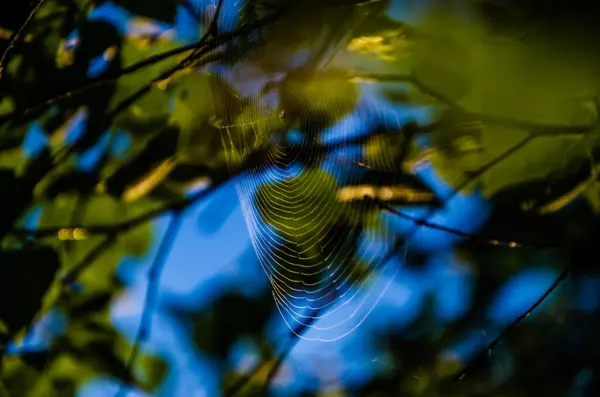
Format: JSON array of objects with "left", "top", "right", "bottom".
[
  {"left": 212, "top": 82, "right": 423, "bottom": 341},
  {"left": 189, "top": 0, "right": 429, "bottom": 343}
]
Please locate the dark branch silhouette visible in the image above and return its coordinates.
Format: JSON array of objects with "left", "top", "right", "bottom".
[
  {"left": 0, "top": 0, "right": 47, "bottom": 80},
  {"left": 373, "top": 199, "right": 561, "bottom": 250},
  {"left": 0, "top": 0, "right": 281, "bottom": 126},
  {"left": 453, "top": 253, "right": 573, "bottom": 381},
  {"left": 355, "top": 73, "right": 598, "bottom": 136},
  {"left": 224, "top": 308, "right": 324, "bottom": 397}
]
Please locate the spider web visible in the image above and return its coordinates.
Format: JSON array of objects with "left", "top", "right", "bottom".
[{"left": 215, "top": 90, "right": 417, "bottom": 341}]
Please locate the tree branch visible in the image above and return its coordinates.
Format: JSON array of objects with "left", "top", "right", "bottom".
[
  {"left": 5, "top": 172, "right": 236, "bottom": 365},
  {"left": 115, "top": 212, "right": 184, "bottom": 397},
  {"left": 0, "top": 234, "right": 117, "bottom": 360},
  {"left": 379, "top": 133, "right": 535, "bottom": 266},
  {"left": 374, "top": 133, "right": 572, "bottom": 383},
  {"left": 0, "top": 0, "right": 47, "bottom": 81},
  {"left": 11, "top": 133, "right": 536, "bottom": 249},
  {"left": 372, "top": 199, "right": 560, "bottom": 250},
  {"left": 14, "top": 172, "right": 232, "bottom": 239},
  {"left": 224, "top": 308, "right": 323, "bottom": 397},
  {"left": 187, "top": 0, "right": 224, "bottom": 60},
  {"left": 13, "top": 132, "right": 381, "bottom": 240},
  {"left": 355, "top": 72, "right": 598, "bottom": 136},
  {"left": 60, "top": 235, "right": 119, "bottom": 291},
  {"left": 453, "top": 252, "right": 572, "bottom": 381},
  {"left": 0, "top": 0, "right": 283, "bottom": 126}
]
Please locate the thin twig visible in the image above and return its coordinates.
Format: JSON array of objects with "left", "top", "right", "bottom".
[
  {"left": 0, "top": 0, "right": 47, "bottom": 80},
  {"left": 374, "top": 134, "right": 566, "bottom": 384},
  {"left": 188, "top": 0, "right": 224, "bottom": 60},
  {"left": 453, "top": 252, "right": 573, "bottom": 381},
  {"left": 376, "top": 134, "right": 534, "bottom": 273},
  {"left": 115, "top": 212, "right": 184, "bottom": 397},
  {"left": 10, "top": 134, "right": 538, "bottom": 251},
  {"left": 0, "top": 234, "right": 117, "bottom": 360},
  {"left": 15, "top": 172, "right": 232, "bottom": 239},
  {"left": 456, "top": 135, "right": 534, "bottom": 184},
  {"left": 224, "top": 308, "right": 323, "bottom": 397},
  {"left": 355, "top": 73, "right": 597, "bottom": 136},
  {"left": 373, "top": 199, "right": 560, "bottom": 250},
  {"left": 208, "top": 0, "right": 225, "bottom": 37},
  {"left": 0, "top": 42, "right": 200, "bottom": 125},
  {"left": 60, "top": 235, "right": 118, "bottom": 288},
  {"left": 0, "top": 0, "right": 282, "bottom": 126},
  {"left": 11, "top": 127, "right": 397, "bottom": 240},
  {"left": 5, "top": 176, "right": 231, "bottom": 364},
  {"left": 4, "top": 124, "right": 518, "bottom": 239}
]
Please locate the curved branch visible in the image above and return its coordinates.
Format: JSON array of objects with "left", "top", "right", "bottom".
[
  {"left": 373, "top": 199, "right": 561, "bottom": 250},
  {"left": 453, "top": 253, "right": 572, "bottom": 381},
  {"left": 355, "top": 72, "right": 598, "bottom": 136},
  {"left": 0, "top": 0, "right": 284, "bottom": 126},
  {"left": 374, "top": 132, "right": 573, "bottom": 382},
  {"left": 374, "top": 133, "right": 535, "bottom": 279},
  {"left": 14, "top": 172, "right": 232, "bottom": 239},
  {"left": 0, "top": 0, "right": 47, "bottom": 81},
  {"left": 115, "top": 213, "right": 183, "bottom": 397},
  {"left": 224, "top": 308, "right": 323, "bottom": 397}
]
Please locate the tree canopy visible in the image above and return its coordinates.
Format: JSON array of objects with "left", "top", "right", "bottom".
[{"left": 1, "top": 0, "right": 600, "bottom": 396}]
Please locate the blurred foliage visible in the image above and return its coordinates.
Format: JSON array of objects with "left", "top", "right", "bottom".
[{"left": 1, "top": 0, "right": 600, "bottom": 396}]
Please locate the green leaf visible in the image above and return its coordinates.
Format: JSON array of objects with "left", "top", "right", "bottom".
[
  {"left": 409, "top": 6, "right": 484, "bottom": 102},
  {"left": 136, "top": 354, "right": 168, "bottom": 391},
  {"left": 491, "top": 159, "right": 596, "bottom": 214},
  {"left": 168, "top": 72, "right": 226, "bottom": 164},
  {"left": 25, "top": 354, "right": 94, "bottom": 396},
  {"left": 113, "top": 90, "right": 171, "bottom": 137},
  {"left": 410, "top": 1, "right": 600, "bottom": 120},
  {"left": 112, "top": 39, "right": 186, "bottom": 111},
  {"left": 169, "top": 73, "right": 215, "bottom": 134},
  {"left": 46, "top": 319, "right": 142, "bottom": 390},
  {"left": 280, "top": 68, "right": 359, "bottom": 132},
  {"left": 102, "top": 126, "right": 179, "bottom": 199},
  {"left": 110, "top": 38, "right": 185, "bottom": 137},
  {"left": 1, "top": 355, "right": 44, "bottom": 397},
  {"left": 37, "top": 193, "right": 153, "bottom": 299},
  {"left": 424, "top": 119, "right": 595, "bottom": 198}
]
